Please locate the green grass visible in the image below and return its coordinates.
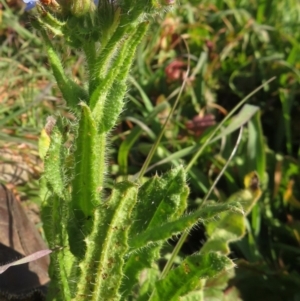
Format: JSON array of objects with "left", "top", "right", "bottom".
[{"left": 1, "top": 0, "right": 300, "bottom": 300}]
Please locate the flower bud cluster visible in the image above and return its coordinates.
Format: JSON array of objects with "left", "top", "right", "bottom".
[
  {"left": 23, "top": 0, "right": 98, "bottom": 15},
  {"left": 23, "top": 0, "right": 175, "bottom": 49}
]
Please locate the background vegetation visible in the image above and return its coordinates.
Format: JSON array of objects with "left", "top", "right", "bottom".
[{"left": 1, "top": 0, "right": 300, "bottom": 300}]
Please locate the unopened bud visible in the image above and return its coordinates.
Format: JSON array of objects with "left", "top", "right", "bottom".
[
  {"left": 73, "top": 0, "right": 95, "bottom": 16},
  {"left": 58, "top": 0, "right": 95, "bottom": 17}
]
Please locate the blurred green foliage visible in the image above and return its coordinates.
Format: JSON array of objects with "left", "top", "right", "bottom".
[{"left": 1, "top": 0, "right": 300, "bottom": 300}]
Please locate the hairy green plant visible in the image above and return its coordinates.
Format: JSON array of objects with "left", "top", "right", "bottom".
[
  {"left": 3, "top": 0, "right": 300, "bottom": 300},
  {"left": 8, "top": 0, "right": 266, "bottom": 300}
]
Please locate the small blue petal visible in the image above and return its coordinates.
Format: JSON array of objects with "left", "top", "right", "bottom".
[
  {"left": 25, "top": 2, "right": 36, "bottom": 10},
  {"left": 23, "top": 0, "right": 38, "bottom": 10}
]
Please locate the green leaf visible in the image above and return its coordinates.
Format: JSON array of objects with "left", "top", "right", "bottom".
[
  {"left": 101, "top": 81, "right": 127, "bottom": 132},
  {"left": 210, "top": 104, "right": 259, "bottom": 143},
  {"left": 179, "top": 290, "right": 203, "bottom": 301},
  {"left": 122, "top": 246, "right": 161, "bottom": 300},
  {"left": 91, "top": 24, "right": 148, "bottom": 131},
  {"left": 203, "top": 269, "right": 237, "bottom": 301},
  {"left": 201, "top": 172, "right": 262, "bottom": 255},
  {"left": 129, "top": 76, "right": 154, "bottom": 113},
  {"left": 76, "top": 181, "right": 138, "bottom": 301},
  {"left": 71, "top": 102, "right": 103, "bottom": 217},
  {"left": 130, "top": 166, "right": 188, "bottom": 238},
  {"left": 44, "top": 126, "right": 66, "bottom": 199},
  {"left": 136, "top": 267, "right": 160, "bottom": 301},
  {"left": 69, "top": 102, "right": 106, "bottom": 259},
  {"left": 130, "top": 202, "right": 244, "bottom": 249},
  {"left": 121, "top": 167, "right": 188, "bottom": 298},
  {"left": 246, "top": 112, "right": 266, "bottom": 182},
  {"left": 151, "top": 253, "right": 234, "bottom": 301},
  {"left": 41, "top": 193, "right": 77, "bottom": 301}
]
